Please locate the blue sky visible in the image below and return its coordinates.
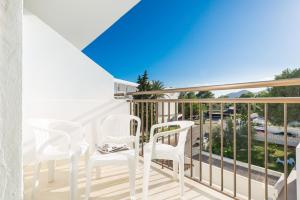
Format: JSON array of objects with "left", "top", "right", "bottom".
[{"left": 83, "top": 0, "right": 300, "bottom": 89}]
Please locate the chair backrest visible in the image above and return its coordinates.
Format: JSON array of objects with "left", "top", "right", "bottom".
[
  {"left": 27, "top": 119, "right": 71, "bottom": 154},
  {"left": 47, "top": 120, "right": 85, "bottom": 150},
  {"left": 176, "top": 121, "right": 194, "bottom": 150},
  {"left": 98, "top": 114, "right": 141, "bottom": 146},
  {"left": 150, "top": 121, "right": 194, "bottom": 153}
]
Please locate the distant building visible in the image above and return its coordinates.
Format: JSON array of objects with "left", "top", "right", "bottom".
[
  {"left": 114, "top": 78, "right": 139, "bottom": 96},
  {"left": 157, "top": 91, "right": 180, "bottom": 122}
]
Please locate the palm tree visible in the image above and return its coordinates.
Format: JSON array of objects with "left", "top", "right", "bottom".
[{"left": 150, "top": 80, "right": 165, "bottom": 99}]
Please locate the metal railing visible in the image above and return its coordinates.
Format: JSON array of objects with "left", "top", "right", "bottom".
[{"left": 125, "top": 78, "right": 300, "bottom": 200}]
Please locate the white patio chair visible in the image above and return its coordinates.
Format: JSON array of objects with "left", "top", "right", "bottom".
[
  {"left": 85, "top": 114, "right": 141, "bottom": 200},
  {"left": 28, "top": 119, "right": 89, "bottom": 200},
  {"left": 142, "top": 120, "right": 194, "bottom": 200}
]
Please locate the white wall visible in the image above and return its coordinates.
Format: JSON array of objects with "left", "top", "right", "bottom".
[
  {"left": 24, "top": 0, "right": 140, "bottom": 49},
  {"left": 22, "top": 11, "right": 129, "bottom": 165},
  {"left": 0, "top": 0, "right": 22, "bottom": 199}
]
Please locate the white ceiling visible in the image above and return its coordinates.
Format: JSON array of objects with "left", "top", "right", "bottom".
[{"left": 24, "top": 0, "right": 140, "bottom": 49}]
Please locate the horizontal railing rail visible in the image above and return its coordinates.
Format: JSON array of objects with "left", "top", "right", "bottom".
[
  {"left": 115, "top": 78, "right": 300, "bottom": 96},
  {"left": 128, "top": 97, "right": 300, "bottom": 104},
  {"left": 127, "top": 78, "right": 300, "bottom": 200}
]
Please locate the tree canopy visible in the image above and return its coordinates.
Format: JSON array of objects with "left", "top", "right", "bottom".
[{"left": 134, "top": 70, "right": 165, "bottom": 99}]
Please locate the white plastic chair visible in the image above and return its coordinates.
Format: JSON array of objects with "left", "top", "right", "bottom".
[
  {"left": 142, "top": 120, "right": 194, "bottom": 200},
  {"left": 85, "top": 114, "right": 141, "bottom": 200},
  {"left": 28, "top": 119, "right": 89, "bottom": 200}
]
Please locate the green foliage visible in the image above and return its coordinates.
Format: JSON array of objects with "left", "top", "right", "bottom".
[
  {"left": 134, "top": 70, "right": 165, "bottom": 99},
  {"left": 232, "top": 68, "right": 300, "bottom": 125},
  {"left": 239, "top": 92, "right": 255, "bottom": 98},
  {"left": 266, "top": 68, "right": 300, "bottom": 125},
  {"left": 135, "top": 70, "right": 152, "bottom": 99},
  {"left": 196, "top": 91, "right": 215, "bottom": 99},
  {"left": 178, "top": 91, "right": 214, "bottom": 119},
  {"left": 218, "top": 95, "right": 229, "bottom": 98},
  {"left": 150, "top": 80, "right": 165, "bottom": 99},
  {"left": 211, "top": 118, "right": 255, "bottom": 158},
  {"left": 178, "top": 92, "right": 199, "bottom": 119}
]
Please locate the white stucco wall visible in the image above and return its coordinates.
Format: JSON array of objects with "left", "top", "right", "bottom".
[
  {"left": 24, "top": 0, "right": 140, "bottom": 49},
  {"left": 23, "top": 11, "right": 129, "bottom": 165},
  {"left": 0, "top": 0, "right": 22, "bottom": 199}
]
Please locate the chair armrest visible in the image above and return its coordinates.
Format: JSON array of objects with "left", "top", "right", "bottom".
[
  {"left": 149, "top": 121, "right": 193, "bottom": 142},
  {"left": 37, "top": 128, "right": 71, "bottom": 156},
  {"left": 152, "top": 128, "right": 183, "bottom": 142}
]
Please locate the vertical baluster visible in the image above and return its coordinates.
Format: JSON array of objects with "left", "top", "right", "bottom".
[
  {"left": 162, "top": 101, "right": 165, "bottom": 168},
  {"left": 221, "top": 103, "right": 224, "bottom": 191},
  {"left": 175, "top": 102, "right": 178, "bottom": 145},
  {"left": 151, "top": 102, "right": 153, "bottom": 127},
  {"left": 182, "top": 102, "right": 185, "bottom": 120},
  {"left": 141, "top": 102, "right": 144, "bottom": 156},
  {"left": 233, "top": 103, "right": 237, "bottom": 197},
  {"left": 130, "top": 101, "right": 133, "bottom": 136},
  {"left": 264, "top": 104, "right": 268, "bottom": 200},
  {"left": 146, "top": 102, "right": 149, "bottom": 143},
  {"left": 209, "top": 103, "right": 212, "bottom": 186},
  {"left": 199, "top": 103, "right": 203, "bottom": 182},
  {"left": 284, "top": 103, "right": 288, "bottom": 200},
  {"left": 156, "top": 102, "right": 159, "bottom": 125},
  {"left": 162, "top": 101, "right": 165, "bottom": 124},
  {"left": 168, "top": 101, "right": 171, "bottom": 167},
  {"left": 190, "top": 102, "right": 193, "bottom": 178},
  {"left": 248, "top": 103, "right": 252, "bottom": 200},
  {"left": 137, "top": 103, "right": 140, "bottom": 144},
  {"left": 137, "top": 102, "right": 140, "bottom": 118}
]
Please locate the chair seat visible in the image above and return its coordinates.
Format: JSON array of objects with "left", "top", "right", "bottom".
[
  {"left": 39, "top": 146, "right": 70, "bottom": 161},
  {"left": 90, "top": 149, "right": 135, "bottom": 165},
  {"left": 144, "top": 143, "right": 177, "bottom": 160}
]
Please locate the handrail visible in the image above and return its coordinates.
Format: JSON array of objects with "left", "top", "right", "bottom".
[
  {"left": 128, "top": 97, "right": 300, "bottom": 104},
  {"left": 116, "top": 78, "right": 300, "bottom": 96}
]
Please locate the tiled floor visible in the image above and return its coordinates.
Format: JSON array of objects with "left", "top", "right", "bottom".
[{"left": 23, "top": 159, "right": 233, "bottom": 200}]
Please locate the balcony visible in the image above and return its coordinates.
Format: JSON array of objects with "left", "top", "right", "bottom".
[{"left": 23, "top": 78, "right": 300, "bottom": 200}]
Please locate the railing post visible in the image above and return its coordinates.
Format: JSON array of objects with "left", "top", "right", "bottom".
[
  {"left": 151, "top": 102, "right": 153, "bottom": 127},
  {"left": 146, "top": 102, "right": 149, "bottom": 142},
  {"left": 220, "top": 103, "right": 224, "bottom": 191},
  {"left": 297, "top": 143, "right": 300, "bottom": 200},
  {"left": 248, "top": 103, "right": 252, "bottom": 200},
  {"left": 209, "top": 103, "right": 212, "bottom": 186},
  {"left": 161, "top": 101, "right": 164, "bottom": 168},
  {"left": 199, "top": 103, "right": 203, "bottom": 182},
  {"left": 175, "top": 102, "right": 178, "bottom": 144},
  {"left": 233, "top": 103, "right": 237, "bottom": 197},
  {"left": 264, "top": 103, "right": 268, "bottom": 200},
  {"left": 190, "top": 102, "right": 193, "bottom": 178},
  {"left": 141, "top": 102, "right": 144, "bottom": 156},
  {"left": 284, "top": 103, "right": 288, "bottom": 200},
  {"left": 168, "top": 101, "right": 171, "bottom": 167}
]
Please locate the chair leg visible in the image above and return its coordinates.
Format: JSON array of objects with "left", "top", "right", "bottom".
[
  {"left": 178, "top": 157, "right": 185, "bottom": 199},
  {"left": 84, "top": 148, "right": 89, "bottom": 168},
  {"left": 96, "top": 167, "right": 101, "bottom": 179},
  {"left": 142, "top": 153, "right": 152, "bottom": 200},
  {"left": 173, "top": 160, "right": 178, "bottom": 180},
  {"left": 70, "top": 154, "right": 80, "bottom": 200},
  {"left": 85, "top": 160, "right": 93, "bottom": 200},
  {"left": 32, "top": 162, "right": 41, "bottom": 200},
  {"left": 128, "top": 157, "right": 136, "bottom": 200},
  {"left": 48, "top": 160, "right": 55, "bottom": 183}
]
